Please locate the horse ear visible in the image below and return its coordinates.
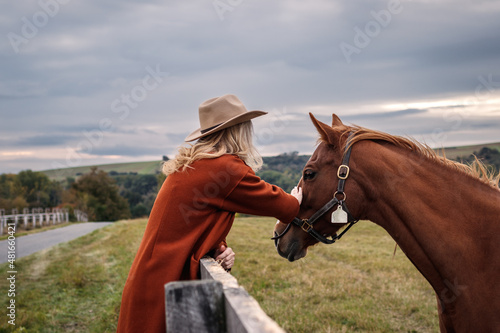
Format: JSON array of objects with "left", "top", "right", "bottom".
[
  {"left": 309, "top": 113, "right": 335, "bottom": 143},
  {"left": 332, "top": 114, "right": 344, "bottom": 127}
]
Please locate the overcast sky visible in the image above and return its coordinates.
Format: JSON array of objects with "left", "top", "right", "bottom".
[{"left": 1, "top": 0, "right": 500, "bottom": 174}]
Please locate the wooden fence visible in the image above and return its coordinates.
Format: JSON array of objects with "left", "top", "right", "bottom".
[
  {"left": 0, "top": 208, "right": 88, "bottom": 234},
  {"left": 165, "top": 256, "right": 285, "bottom": 333}
]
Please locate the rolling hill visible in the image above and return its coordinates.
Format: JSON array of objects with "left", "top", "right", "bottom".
[
  {"left": 436, "top": 141, "right": 500, "bottom": 160},
  {"left": 42, "top": 160, "right": 164, "bottom": 181},
  {"left": 40, "top": 142, "right": 500, "bottom": 181}
]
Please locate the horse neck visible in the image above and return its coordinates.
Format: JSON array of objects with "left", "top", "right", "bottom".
[{"left": 351, "top": 141, "right": 500, "bottom": 297}]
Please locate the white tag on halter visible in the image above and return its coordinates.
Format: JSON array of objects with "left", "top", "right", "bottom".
[{"left": 331, "top": 205, "right": 348, "bottom": 224}]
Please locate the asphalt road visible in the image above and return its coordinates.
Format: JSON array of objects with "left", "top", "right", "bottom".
[{"left": 0, "top": 222, "right": 113, "bottom": 264}]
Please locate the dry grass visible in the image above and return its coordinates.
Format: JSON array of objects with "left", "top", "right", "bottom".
[
  {"left": 0, "top": 219, "right": 145, "bottom": 333},
  {"left": 0, "top": 217, "right": 439, "bottom": 332},
  {"left": 229, "top": 217, "right": 439, "bottom": 333}
]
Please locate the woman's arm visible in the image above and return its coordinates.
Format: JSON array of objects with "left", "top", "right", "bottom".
[{"left": 221, "top": 169, "right": 301, "bottom": 223}]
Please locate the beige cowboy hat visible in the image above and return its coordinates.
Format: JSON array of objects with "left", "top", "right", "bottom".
[{"left": 185, "top": 94, "right": 267, "bottom": 142}]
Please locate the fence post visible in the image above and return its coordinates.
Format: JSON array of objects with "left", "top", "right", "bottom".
[
  {"left": 23, "top": 208, "right": 29, "bottom": 229},
  {"left": 199, "top": 257, "right": 286, "bottom": 333},
  {"left": 165, "top": 280, "right": 226, "bottom": 333},
  {"left": 12, "top": 209, "right": 18, "bottom": 226},
  {"left": 0, "top": 209, "right": 4, "bottom": 235},
  {"left": 45, "top": 208, "right": 50, "bottom": 226},
  {"left": 36, "top": 208, "right": 41, "bottom": 227},
  {"left": 31, "top": 208, "right": 37, "bottom": 228},
  {"left": 38, "top": 208, "right": 42, "bottom": 227},
  {"left": 75, "top": 210, "right": 88, "bottom": 222}
]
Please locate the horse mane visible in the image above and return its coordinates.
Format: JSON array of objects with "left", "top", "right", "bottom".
[{"left": 336, "top": 125, "right": 500, "bottom": 191}]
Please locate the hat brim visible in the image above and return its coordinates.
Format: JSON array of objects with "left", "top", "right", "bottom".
[{"left": 185, "top": 110, "right": 267, "bottom": 142}]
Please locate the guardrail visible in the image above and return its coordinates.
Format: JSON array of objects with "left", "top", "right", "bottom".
[
  {"left": 0, "top": 208, "right": 88, "bottom": 234},
  {"left": 164, "top": 256, "right": 285, "bottom": 333}
]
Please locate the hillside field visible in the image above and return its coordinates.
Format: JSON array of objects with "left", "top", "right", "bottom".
[
  {"left": 437, "top": 141, "right": 500, "bottom": 160},
  {"left": 0, "top": 217, "right": 439, "bottom": 332},
  {"left": 41, "top": 160, "right": 163, "bottom": 181},
  {"left": 39, "top": 142, "right": 500, "bottom": 181}
]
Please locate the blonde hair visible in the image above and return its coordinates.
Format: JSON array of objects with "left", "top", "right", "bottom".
[{"left": 162, "top": 121, "right": 263, "bottom": 176}]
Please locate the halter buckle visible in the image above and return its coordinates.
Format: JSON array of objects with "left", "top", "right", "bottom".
[
  {"left": 300, "top": 219, "right": 312, "bottom": 232},
  {"left": 337, "top": 165, "right": 350, "bottom": 180}
]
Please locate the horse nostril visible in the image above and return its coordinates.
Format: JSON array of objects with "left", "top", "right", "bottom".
[{"left": 273, "top": 231, "right": 279, "bottom": 248}]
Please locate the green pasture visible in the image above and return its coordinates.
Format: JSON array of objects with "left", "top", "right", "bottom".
[
  {"left": 0, "top": 217, "right": 439, "bottom": 332},
  {"left": 38, "top": 141, "right": 500, "bottom": 181},
  {"left": 42, "top": 160, "right": 162, "bottom": 181},
  {"left": 437, "top": 141, "right": 500, "bottom": 160}
]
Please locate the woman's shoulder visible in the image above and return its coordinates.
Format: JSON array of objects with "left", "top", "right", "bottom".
[
  {"left": 192, "top": 154, "right": 250, "bottom": 174},
  {"left": 217, "top": 154, "right": 246, "bottom": 164}
]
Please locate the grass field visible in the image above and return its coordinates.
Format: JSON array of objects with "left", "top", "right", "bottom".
[
  {"left": 0, "top": 217, "right": 439, "bottom": 333},
  {"left": 437, "top": 141, "right": 500, "bottom": 160},
  {"left": 38, "top": 142, "right": 500, "bottom": 181},
  {"left": 41, "top": 160, "right": 162, "bottom": 181}
]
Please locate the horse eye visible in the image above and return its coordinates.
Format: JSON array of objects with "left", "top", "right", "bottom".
[{"left": 303, "top": 169, "right": 316, "bottom": 181}]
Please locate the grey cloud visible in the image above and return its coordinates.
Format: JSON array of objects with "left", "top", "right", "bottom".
[
  {"left": 14, "top": 134, "right": 77, "bottom": 147},
  {"left": 1, "top": 0, "right": 499, "bottom": 173},
  {"left": 343, "top": 108, "right": 427, "bottom": 121},
  {"left": 78, "top": 144, "right": 166, "bottom": 157}
]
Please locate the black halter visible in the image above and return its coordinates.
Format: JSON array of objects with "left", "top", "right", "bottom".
[{"left": 272, "top": 134, "right": 359, "bottom": 245}]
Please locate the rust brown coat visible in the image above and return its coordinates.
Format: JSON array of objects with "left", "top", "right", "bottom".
[{"left": 116, "top": 154, "right": 299, "bottom": 332}]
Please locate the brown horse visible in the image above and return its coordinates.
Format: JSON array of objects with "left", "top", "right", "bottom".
[{"left": 274, "top": 113, "right": 500, "bottom": 333}]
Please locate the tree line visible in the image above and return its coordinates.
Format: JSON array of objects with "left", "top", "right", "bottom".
[
  {"left": 1, "top": 149, "right": 497, "bottom": 221},
  {"left": 0, "top": 152, "right": 308, "bottom": 222},
  {"left": 0, "top": 168, "right": 130, "bottom": 222}
]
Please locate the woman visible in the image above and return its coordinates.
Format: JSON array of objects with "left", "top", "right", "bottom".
[{"left": 116, "top": 94, "right": 302, "bottom": 332}]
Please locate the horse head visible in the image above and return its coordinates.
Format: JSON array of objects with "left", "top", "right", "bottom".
[
  {"left": 273, "top": 113, "right": 500, "bottom": 330},
  {"left": 274, "top": 113, "right": 371, "bottom": 261}
]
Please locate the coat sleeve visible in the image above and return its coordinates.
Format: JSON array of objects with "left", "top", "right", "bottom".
[{"left": 221, "top": 168, "right": 300, "bottom": 224}]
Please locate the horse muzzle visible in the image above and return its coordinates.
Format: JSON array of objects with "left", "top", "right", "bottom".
[{"left": 273, "top": 231, "right": 307, "bottom": 262}]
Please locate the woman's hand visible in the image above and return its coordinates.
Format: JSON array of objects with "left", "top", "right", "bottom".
[
  {"left": 291, "top": 186, "right": 302, "bottom": 204},
  {"left": 214, "top": 244, "right": 235, "bottom": 271}
]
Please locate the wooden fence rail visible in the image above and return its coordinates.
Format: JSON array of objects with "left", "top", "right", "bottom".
[
  {"left": 165, "top": 256, "right": 285, "bottom": 333},
  {"left": 0, "top": 208, "right": 88, "bottom": 234}
]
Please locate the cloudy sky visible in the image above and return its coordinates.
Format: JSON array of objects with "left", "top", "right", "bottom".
[{"left": 1, "top": 0, "right": 500, "bottom": 173}]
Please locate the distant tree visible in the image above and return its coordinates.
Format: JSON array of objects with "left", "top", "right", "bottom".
[
  {"left": 65, "top": 177, "right": 76, "bottom": 189},
  {"left": 71, "top": 167, "right": 130, "bottom": 221},
  {"left": 157, "top": 172, "right": 167, "bottom": 190},
  {"left": 131, "top": 203, "right": 149, "bottom": 217},
  {"left": 0, "top": 170, "right": 62, "bottom": 209},
  {"left": 131, "top": 174, "right": 158, "bottom": 196},
  {"left": 457, "top": 147, "right": 500, "bottom": 174},
  {"left": 112, "top": 174, "right": 160, "bottom": 218},
  {"left": 258, "top": 170, "right": 300, "bottom": 193},
  {"left": 11, "top": 196, "right": 28, "bottom": 211},
  {"left": 257, "top": 152, "right": 309, "bottom": 192},
  {"left": 476, "top": 147, "right": 500, "bottom": 172},
  {"left": 15, "top": 170, "right": 49, "bottom": 206},
  {"left": 0, "top": 174, "right": 15, "bottom": 208}
]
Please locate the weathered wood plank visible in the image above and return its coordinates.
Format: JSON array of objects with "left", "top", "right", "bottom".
[
  {"left": 200, "top": 257, "right": 286, "bottom": 333},
  {"left": 165, "top": 280, "right": 226, "bottom": 333}
]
